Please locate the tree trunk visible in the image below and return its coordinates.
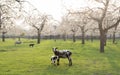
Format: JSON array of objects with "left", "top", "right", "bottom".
[
  {"left": 54, "top": 35, "right": 56, "bottom": 42},
  {"left": 81, "top": 31, "right": 85, "bottom": 44},
  {"left": 0, "top": 12, "right": 1, "bottom": 29},
  {"left": 113, "top": 31, "right": 116, "bottom": 44},
  {"left": 91, "top": 33, "right": 93, "bottom": 42},
  {"left": 113, "top": 26, "right": 117, "bottom": 44},
  {"left": 49, "top": 35, "right": 52, "bottom": 39},
  {"left": 104, "top": 34, "right": 107, "bottom": 46},
  {"left": 100, "top": 31, "right": 105, "bottom": 53},
  {"left": 73, "top": 32, "right": 76, "bottom": 42},
  {"left": 37, "top": 30, "right": 41, "bottom": 44},
  {"left": 63, "top": 34, "right": 66, "bottom": 41},
  {"left": 2, "top": 32, "right": 5, "bottom": 42},
  {"left": 18, "top": 37, "right": 21, "bottom": 41}
]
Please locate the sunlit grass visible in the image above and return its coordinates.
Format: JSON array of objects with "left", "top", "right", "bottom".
[{"left": 0, "top": 39, "right": 120, "bottom": 75}]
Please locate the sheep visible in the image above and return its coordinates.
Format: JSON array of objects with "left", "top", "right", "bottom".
[
  {"left": 29, "top": 44, "right": 35, "bottom": 47},
  {"left": 15, "top": 41, "right": 22, "bottom": 46},
  {"left": 51, "top": 47, "right": 72, "bottom": 66}
]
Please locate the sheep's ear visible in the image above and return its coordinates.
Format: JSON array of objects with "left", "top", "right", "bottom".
[
  {"left": 56, "top": 47, "right": 58, "bottom": 49},
  {"left": 52, "top": 47, "right": 56, "bottom": 51}
]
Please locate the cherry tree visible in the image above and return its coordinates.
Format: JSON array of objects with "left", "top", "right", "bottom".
[
  {"left": 0, "top": 0, "right": 22, "bottom": 42},
  {"left": 88, "top": 0, "right": 120, "bottom": 53},
  {"left": 26, "top": 9, "right": 48, "bottom": 44}
]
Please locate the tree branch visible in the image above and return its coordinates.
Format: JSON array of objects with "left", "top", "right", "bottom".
[
  {"left": 100, "top": 0, "right": 109, "bottom": 22},
  {"left": 89, "top": 15, "right": 100, "bottom": 22},
  {"left": 105, "top": 17, "right": 120, "bottom": 31},
  {"left": 32, "top": 24, "right": 39, "bottom": 30}
]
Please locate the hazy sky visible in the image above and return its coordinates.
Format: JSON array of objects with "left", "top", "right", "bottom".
[
  {"left": 17, "top": 0, "right": 103, "bottom": 30},
  {"left": 27, "top": 0, "right": 89, "bottom": 21}
]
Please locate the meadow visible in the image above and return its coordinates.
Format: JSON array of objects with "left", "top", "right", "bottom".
[{"left": 0, "top": 39, "right": 120, "bottom": 75}]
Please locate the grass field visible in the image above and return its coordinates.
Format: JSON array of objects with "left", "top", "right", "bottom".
[{"left": 0, "top": 39, "right": 120, "bottom": 75}]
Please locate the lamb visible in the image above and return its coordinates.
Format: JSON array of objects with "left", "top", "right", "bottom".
[{"left": 29, "top": 44, "right": 35, "bottom": 47}]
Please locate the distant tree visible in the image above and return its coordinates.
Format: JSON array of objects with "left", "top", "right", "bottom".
[
  {"left": 0, "top": 0, "right": 22, "bottom": 42},
  {"left": 26, "top": 11, "right": 48, "bottom": 44},
  {"left": 60, "top": 13, "right": 78, "bottom": 42},
  {"left": 65, "top": 12, "right": 78, "bottom": 42},
  {"left": 60, "top": 16, "right": 70, "bottom": 41},
  {"left": 60, "top": 25, "right": 68, "bottom": 41},
  {"left": 90, "top": 28, "right": 99, "bottom": 42},
  {"left": 112, "top": 26, "right": 117, "bottom": 44},
  {"left": 107, "top": 25, "right": 120, "bottom": 44},
  {"left": 67, "top": 9, "right": 93, "bottom": 44},
  {"left": 75, "top": 11, "right": 91, "bottom": 44},
  {"left": 69, "top": 20, "right": 78, "bottom": 42}
]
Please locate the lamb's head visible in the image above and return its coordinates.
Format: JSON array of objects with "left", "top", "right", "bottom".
[{"left": 51, "top": 56, "right": 58, "bottom": 64}]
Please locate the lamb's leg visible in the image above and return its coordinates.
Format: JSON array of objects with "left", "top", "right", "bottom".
[
  {"left": 57, "top": 58, "right": 60, "bottom": 65},
  {"left": 68, "top": 57, "right": 72, "bottom": 66}
]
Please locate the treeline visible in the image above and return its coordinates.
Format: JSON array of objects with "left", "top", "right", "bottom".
[{"left": 0, "top": 34, "right": 120, "bottom": 40}]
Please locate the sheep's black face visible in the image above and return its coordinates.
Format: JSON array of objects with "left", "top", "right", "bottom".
[
  {"left": 51, "top": 56, "right": 58, "bottom": 64},
  {"left": 52, "top": 47, "right": 58, "bottom": 51}
]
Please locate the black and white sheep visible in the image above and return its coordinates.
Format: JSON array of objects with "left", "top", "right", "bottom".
[{"left": 51, "top": 47, "right": 72, "bottom": 66}]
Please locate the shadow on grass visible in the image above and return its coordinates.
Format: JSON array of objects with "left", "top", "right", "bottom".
[
  {"left": 42, "top": 65, "right": 72, "bottom": 75},
  {"left": 0, "top": 50, "right": 7, "bottom": 52},
  {"left": 0, "top": 49, "right": 16, "bottom": 52},
  {"left": 104, "top": 46, "right": 120, "bottom": 74}
]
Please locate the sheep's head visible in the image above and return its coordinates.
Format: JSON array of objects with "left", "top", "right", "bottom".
[{"left": 52, "top": 47, "right": 58, "bottom": 52}]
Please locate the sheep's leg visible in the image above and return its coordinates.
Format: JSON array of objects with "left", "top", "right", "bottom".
[
  {"left": 57, "top": 58, "right": 60, "bottom": 65},
  {"left": 68, "top": 57, "right": 72, "bottom": 66}
]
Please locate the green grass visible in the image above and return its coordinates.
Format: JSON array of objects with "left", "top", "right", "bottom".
[{"left": 0, "top": 39, "right": 120, "bottom": 75}]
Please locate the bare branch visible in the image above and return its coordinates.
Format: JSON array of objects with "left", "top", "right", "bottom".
[
  {"left": 101, "top": 0, "right": 109, "bottom": 22},
  {"left": 89, "top": 15, "right": 100, "bottom": 22},
  {"left": 101, "top": 0, "right": 106, "bottom": 6},
  {"left": 85, "top": 28, "right": 89, "bottom": 32},
  {"left": 31, "top": 24, "right": 39, "bottom": 30},
  {"left": 105, "top": 17, "right": 120, "bottom": 31},
  {"left": 97, "top": 7, "right": 104, "bottom": 11}
]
